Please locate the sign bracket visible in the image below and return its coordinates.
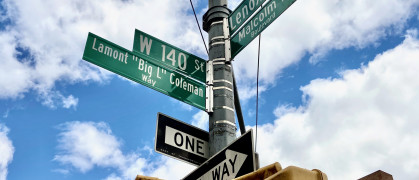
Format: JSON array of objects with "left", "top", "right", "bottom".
[
  {"left": 206, "top": 60, "right": 214, "bottom": 113},
  {"left": 223, "top": 18, "right": 232, "bottom": 62}
]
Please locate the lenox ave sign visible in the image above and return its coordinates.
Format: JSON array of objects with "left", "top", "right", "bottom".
[
  {"left": 231, "top": 0, "right": 296, "bottom": 58},
  {"left": 229, "top": 0, "right": 267, "bottom": 34}
]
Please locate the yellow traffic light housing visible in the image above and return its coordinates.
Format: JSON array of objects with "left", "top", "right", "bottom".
[
  {"left": 135, "top": 175, "right": 161, "bottom": 180},
  {"left": 234, "top": 162, "right": 328, "bottom": 180}
]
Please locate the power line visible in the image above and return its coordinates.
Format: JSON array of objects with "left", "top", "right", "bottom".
[
  {"left": 255, "top": 34, "right": 261, "bottom": 152},
  {"left": 255, "top": 0, "right": 267, "bottom": 153},
  {"left": 189, "top": 0, "right": 209, "bottom": 55}
]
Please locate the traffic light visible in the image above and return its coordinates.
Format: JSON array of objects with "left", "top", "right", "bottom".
[
  {"left": 234, "top": 162, "right": 328, "bottom": 180},
  {"left": 234, "top": 162, "right": 283, "bottom": 180},
  {"left": 135, "top": 175, "right": 161, "bottom": 180}
]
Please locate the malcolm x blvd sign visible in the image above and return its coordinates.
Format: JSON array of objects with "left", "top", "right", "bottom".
[
  {"left": 155, "top": 113, "right": 209, "bottom": 166},
  {"left": 231, "top": 0, "right": 296, "bottom": 58},
  {"left": 133, "top": 29, "right": 206, "bottom": 83},
  {"left": 82, "top": 33, "right": 206, "bottom": 110},
  {"left": 183, "top": 130, "right": 255, "bottom": 180},
  {"left": 229, "top": 0, "right": 267, "bottom": 35}
]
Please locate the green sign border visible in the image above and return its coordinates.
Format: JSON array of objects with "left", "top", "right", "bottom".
[{"left": 83, "top": 32, "right": 206, "bottom": 110}]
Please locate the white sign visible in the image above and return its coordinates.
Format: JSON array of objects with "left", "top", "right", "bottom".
[
  {"left": 165, "top": 126, "right": 209, "bottom": 158},
  {"left": 198, "top": 150, "right": 247, "bottom": 180},
  {"left": 155, "top": 113, "right": 209, "bottom": 166},
  {"left": 183, "top": 130, "right": 255, "bottom": 180}
]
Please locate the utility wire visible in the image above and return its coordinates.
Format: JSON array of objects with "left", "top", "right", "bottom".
[
  {"left": 232, "top": 66, "right": 246, "bottom": 135},
  {"left": 255, "top": 34, "right": 261, "bottom": 152},
  {"left": 255, "top": 0, "right": 267, "bottom": 153},
  {"left": 189, "top": 0, "right": 209, "bottom": 55}
]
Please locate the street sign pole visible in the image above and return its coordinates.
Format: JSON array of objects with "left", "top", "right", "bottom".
[{"left": 203, "top": 0, "right": 237, "bottom": 156}]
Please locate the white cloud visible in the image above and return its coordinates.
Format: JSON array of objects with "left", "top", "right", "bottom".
[
  {"left": 55, "top": 121, "right": 195, "bottom": 180},
  {"left": 191, "top": 111, "right": 209, "bottom": 131},
  {"left": 0, "top": 124, "right": 14, "bottom": 180},
  {"left": 0, "top": 31, "right": 33, "bottom": 99},
  {"left": 0, "top": 0, "right": 205, "bottom": 107},
  {"left": 2, "top": 110, "right": 9, "bottom": 119},
  {"left": 1, "top": 106, "right": 24, "bottom": 119},
  {"left": 38, "top": 91, "right": 79, "bottom": 109},
  {"left": 253, "top": 30, "right": 419, "bottom": 179},
  {"left": 233, "top": 0, "right": 419, "bottom": 100},
  {"left": 170, "top": 99, "right": 194, "bottom": 111},
  {"left": 147, "top": 156, "right": 195, "bottom": 180},
  {"left": 236, "top": 81, "right": 268, "bottom": 104},
  {"left": 55, "top": 121, "right": 127, "bottom": 172},
  {"left": 52, "top": 168, "right": 70, "bottom": 175},
  {"left": 62, "top": 95, "right": 79, "bottom": 109},
  {"left": 273, "top": 103, "right": 301, "bottom": 118}
]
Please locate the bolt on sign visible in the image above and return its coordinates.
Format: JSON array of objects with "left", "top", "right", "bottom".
[
  {"left": 231, "top": 0, "right": 296, "bottom": 58},
  {"left": 133, "top": 29, "right": 206, "bottom": 83},
  {"left": 82, "top": 32, "right": 206, "bottom": 110}
]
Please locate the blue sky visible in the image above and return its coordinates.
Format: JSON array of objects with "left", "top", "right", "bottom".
[{"left": 1, "top": 0, "right": 419, "bottom": 179}]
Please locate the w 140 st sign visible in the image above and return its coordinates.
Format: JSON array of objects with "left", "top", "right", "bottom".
[
  {"left": 133, "top": 29, "right": 206, "bottom": 83},
  {"left": 82, "top": 33, "right": 206, "bottom": 110}
]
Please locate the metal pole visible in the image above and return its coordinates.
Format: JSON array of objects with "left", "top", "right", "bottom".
[
  {"left": 232, "top": 67, "right": 246, "bottom": 135},
  {"left": 203, "top": 0, "right": 236, "bottom": 156}
]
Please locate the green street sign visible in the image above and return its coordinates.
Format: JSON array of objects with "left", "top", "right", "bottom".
[
  {"left": 229, "top": 0, "right": 267, "bottom": 35},
  {"left": 231, "top": 0, "right": 296, "bottom": 58},
  {"left": 83, "top": 32, "right": 206, "bottom": 110},
  {"left": 133, "top": 29, "right": 206, "bottom": 83}
]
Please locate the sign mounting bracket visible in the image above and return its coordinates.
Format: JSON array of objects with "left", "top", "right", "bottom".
[
  {"left": 223, "top": 18, "right": 232, "bottom": 62},
  {"left": 206, "top": 60, "right": 214, "bottom": 113}
]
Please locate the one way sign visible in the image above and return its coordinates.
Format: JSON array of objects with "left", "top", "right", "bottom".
[
  {"left": 183, "top": 130, "right": 255, "bottom": 180},
  {"left": 198, "top": 150, "right": 247, "bottom": 180},
  {"left": 155, "top": 113, "right": 209, "bottom": 166}
]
